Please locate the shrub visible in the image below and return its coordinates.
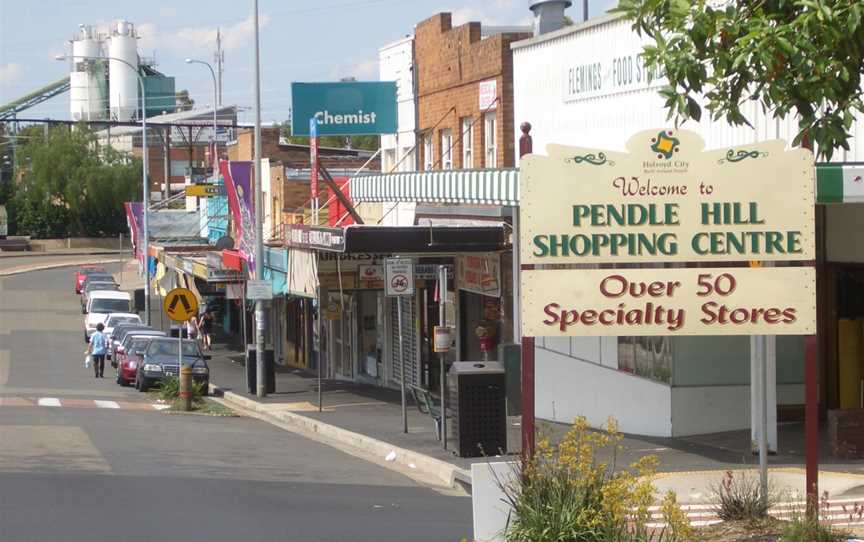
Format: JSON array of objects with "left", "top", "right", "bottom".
[
  {"left": 497, "top": 416, "right": 694, "bottom": 542},
  {"left": 780, "top": 515, "right": 846, "bottom": 542},
  {"left": 158, "top": 376, "right": 204, "bottom": 404},
  {"left": 710, "top": 469, "right": 775, "bottom": 521}
]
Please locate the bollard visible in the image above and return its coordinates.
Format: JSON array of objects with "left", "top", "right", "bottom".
[{"left": 179, "top": 365, "right": 193, "bottom": 412}]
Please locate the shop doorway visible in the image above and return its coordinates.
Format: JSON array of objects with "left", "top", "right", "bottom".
[{"left": 827, "top": 264, "right": 864, "bottom": 411}]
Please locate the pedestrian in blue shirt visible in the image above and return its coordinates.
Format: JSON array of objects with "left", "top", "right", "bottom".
[{"left": 88, "top": 323, "right": 108, "bottom": 378}]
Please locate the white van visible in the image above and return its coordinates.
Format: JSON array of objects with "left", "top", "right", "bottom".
[{"left": 85, "top": 291, "right": 133, "bottom": 342}]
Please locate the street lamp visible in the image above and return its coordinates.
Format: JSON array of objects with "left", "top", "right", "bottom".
[
  {"left": 184, "top": 59, "right": 219, "bottom": 178},
  {"left": 56, "top": 53, "right": 152, "bottom": 325}
]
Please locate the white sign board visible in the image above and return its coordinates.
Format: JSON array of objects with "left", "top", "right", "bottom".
[
  {"left": 246, "top": 279, "right": 273, "bottom": 300},
  {"left": 385, "top": 258, "right": 414, "bottom": 297},
  {"left": 479, "top": 80, "right": 498, "bottom": 110}
]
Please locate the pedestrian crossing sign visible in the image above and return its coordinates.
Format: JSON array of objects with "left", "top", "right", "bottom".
[{"left": 163, "top": 287, "right": 198, "bottom": 322}]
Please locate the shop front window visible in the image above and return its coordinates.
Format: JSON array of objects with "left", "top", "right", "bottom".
[{"left": 617, "top": 336, "right": 672, "bottom": 384}]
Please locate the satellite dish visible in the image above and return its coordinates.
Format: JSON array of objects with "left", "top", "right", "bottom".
[{"left": 215, "top": 236, "right": 234, "bottom": 250}]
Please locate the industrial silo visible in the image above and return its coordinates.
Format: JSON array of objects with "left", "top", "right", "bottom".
[
  {"left": 107, "top": 20, "right": 139, "bottom": 121},
  {"left": 70, "top": 25, "right": 107, "bottom": 121}
]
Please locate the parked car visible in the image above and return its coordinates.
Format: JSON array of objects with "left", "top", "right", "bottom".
[
  {"left": 74, "top": 265, "right": 106, "bottom": 293},
  {"left": 135, "top": 338, "right": 210, "bottom": 393},
  {"left": 84, "top": 291, "right": 132, "bottom": 342},
  {"left": 80, "top": 273, "right": 116, "bottom": 298},
  {"left": 80, "top": 281, "right": 120, "bottom": 313},
  {"left": 110, "top": 326, "right": 163, "bottom": 359},
  {"left": 114, "top": 334, "right": 161, "bottom": 387}
]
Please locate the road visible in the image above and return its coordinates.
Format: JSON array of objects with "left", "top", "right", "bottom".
[{"left": 0, "top": 266, "right": 472, "bottom": 542}]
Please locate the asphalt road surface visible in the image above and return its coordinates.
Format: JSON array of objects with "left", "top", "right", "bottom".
[{"left": 0, "top": 266, "right": 472, "bottom": 542}]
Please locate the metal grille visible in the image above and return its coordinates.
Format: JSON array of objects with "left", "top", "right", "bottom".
[{"left": 389, "top": 296, "right": 418, "bottom": 386}]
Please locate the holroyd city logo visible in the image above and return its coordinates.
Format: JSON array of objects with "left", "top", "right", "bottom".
[
  {"left": 643, "top": 130, "right": 689, "bottom": 174},
  {"left": 650, "top": 130, "right": 680, "bottom": 159}
]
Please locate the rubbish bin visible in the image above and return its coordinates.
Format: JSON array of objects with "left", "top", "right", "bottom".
[
  {"left": 133, "top": 288, "right": 145, "bottom": 312},
  {"left": 448, "top": 361, "right": 507, "bottom": 458},
  {"left": 245, "top": 345, "right": 275, "bottom": 394}
]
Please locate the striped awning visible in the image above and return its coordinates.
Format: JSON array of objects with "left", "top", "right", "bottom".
[
  {"left": 352, "top": 165, "right": 864, "bottom": 205},
  {"left": 816, "top": 164, "right": 864, "bottom": 203},
  {"left": 351, "top": 169, "right": 520, "bottom": 206}
]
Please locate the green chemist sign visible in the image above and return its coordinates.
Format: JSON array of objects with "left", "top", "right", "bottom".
[{"left": 291, "top": 82, "right": 397, "bottom": 136}]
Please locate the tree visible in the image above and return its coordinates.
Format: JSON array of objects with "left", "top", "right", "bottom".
[
  {"left": 279, "top": 119, "right": 380, "bottom": 151},
  {"left": 176, "top": 89, "right": 195, "bottom": 112},
  {"left": 13, "top": 125, "right": 140, "bottom": 238},
  {"left": 613, "top": 1, "right": 864, "bottom": 158}
]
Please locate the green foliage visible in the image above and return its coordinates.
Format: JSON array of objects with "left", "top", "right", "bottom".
[
  {"left": 613, "top": 0, "right": 864, "bottom": 159},
  {"left": 158, "top": 375, "right": 205, "bottom": 403},
  {"left": 779, "top": 515, "right": 846, "bottom": 541},
  {"left": 12, "top": 125, "right": 140, "bottom": 238},
  {"left": 279, "top": 120, "right": 380, "bottom": 152},
  {"left": 710, "top": 470, "right": 776, "bottom": 521},
  {"left": 498, "top": 417, "right": 694, "bottom": 542}
]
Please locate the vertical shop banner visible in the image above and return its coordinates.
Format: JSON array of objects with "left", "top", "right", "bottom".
[
  {"left": 310, "top": 117, "right": 319, "bottom": 199},
  {"left": 220, "top": 160, "right": 256, "bottom": 271},
  {"left": 124, "top": 202, "right": 144, "bottom": 257}
]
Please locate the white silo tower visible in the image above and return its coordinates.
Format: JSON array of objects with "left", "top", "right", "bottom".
[
  {"left": 107, "top": 20, "right": 140, "bottom": 121},
  {"left": 70, "top": 25, "right": 107, "bottom": 121}
]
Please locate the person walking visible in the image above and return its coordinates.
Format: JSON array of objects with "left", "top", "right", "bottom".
[
  {"left": 186, "top": 314, "right": 200, "bottom": 344},
  {"left": 88, "top": 323, "right": 108, "bottom": 378},
  {"left": 200, "top": 310, "right": 214, "bottom": 351}
]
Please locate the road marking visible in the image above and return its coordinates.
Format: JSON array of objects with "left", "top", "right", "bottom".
[
  {"left": 94, "top": 400, "right": 119, "bottom": 409},
  {"left": 37, "top": 397, "right": 61, "bottom": 407},
  {"left": 152, "top": 404, "right": 170, "bottom": 411}
]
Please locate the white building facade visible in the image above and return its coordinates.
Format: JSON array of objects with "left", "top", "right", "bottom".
[
  {"left": 512, "top": 14, "right": 864, "bottom": 437},
  {"left": 378, "top": 36, "right": 417, "bottom": 227}
]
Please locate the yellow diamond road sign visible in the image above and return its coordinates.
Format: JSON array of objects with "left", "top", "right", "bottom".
[{"left": 163, "top": 287, "right": 199, "bottom": 322}]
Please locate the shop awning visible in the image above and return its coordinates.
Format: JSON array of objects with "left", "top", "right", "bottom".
[
  {"left": 342, "top": 225, "right": 507, "bottom": 253},
  {"left": 350, "top": 164, "right": 864, "bottom": 205},
  {"left": 352, "top": 169, "right": 519, "bottom": 206}
]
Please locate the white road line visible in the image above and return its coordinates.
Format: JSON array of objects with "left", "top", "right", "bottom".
[
  {"left": 94, "top": 400, "right": 119, "bottom": 409},
  {"left": 37, "top": 397, "right": 61, "bottom": 407}
]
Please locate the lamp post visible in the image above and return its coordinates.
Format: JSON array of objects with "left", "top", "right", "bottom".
[
  {"left": 184, "top": 59, "right": 219, "bottom": 175},
  {"left": 252, "top": 0, "right": 266, "bottom": 398},
  {"left": 56, "top": 53, "right": 151, "bottom": 325}
]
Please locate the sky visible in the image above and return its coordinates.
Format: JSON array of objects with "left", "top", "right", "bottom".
[{"left": 0, "top": 0, "right": 617, "bottom": 125}]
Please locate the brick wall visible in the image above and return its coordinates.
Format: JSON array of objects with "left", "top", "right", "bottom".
[{"left": 415, "top": 13, "right": 529, "bottom": 170}]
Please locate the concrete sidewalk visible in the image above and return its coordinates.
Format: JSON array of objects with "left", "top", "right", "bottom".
[{"left": 201, "top": 340, "right": 521, "bottom": 487}]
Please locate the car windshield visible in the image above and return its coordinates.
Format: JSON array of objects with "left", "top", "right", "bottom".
[
  {"left": 128, "top": 338, "right": 151, "bottom": 352},
  {"left": 90, "top": 299, "right": 131, "bottom": 314},
  {"left": 148, "top": 340, "right": 201, "bottom": 357},
  {"left": 107, "top": 316, "right": 138, "bottom": 327}
]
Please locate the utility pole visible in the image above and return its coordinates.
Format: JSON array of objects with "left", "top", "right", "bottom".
[
  {"left": 252, "top": 0, "right": 266, "bottom": 398},
  {"left": 215, "top": 29, "right": 224, "bottom": 107}
]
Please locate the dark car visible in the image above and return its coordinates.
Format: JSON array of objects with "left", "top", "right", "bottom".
[
  {"left": 135, "top": 338, "right": 210, "bottom": 393},
  {"left": 114, "top": 334, "right": 160, "bottom": 387},
  {"left": 74, "top": 265, "right": 106, "bottom": 293},
  {"left": 80, "top": 281, "right": 120, "bottom": 312}
]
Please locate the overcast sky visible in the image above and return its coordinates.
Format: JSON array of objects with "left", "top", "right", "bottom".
[{"left": 0, "top": 0, "right": 616, "bottom": 124}]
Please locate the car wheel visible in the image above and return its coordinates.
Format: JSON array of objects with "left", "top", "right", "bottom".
[{"left": 139, "top": 377, "right": 149, "bottom": 392}]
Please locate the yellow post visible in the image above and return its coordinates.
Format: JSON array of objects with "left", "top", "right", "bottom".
[{"left": 179, "top": 365, "right": 193, "bottom": 412}]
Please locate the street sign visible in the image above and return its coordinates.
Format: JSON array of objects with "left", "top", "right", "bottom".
[
  {"left": 246, "top": 279, "right": 273, "bottom": 300},
  {"left": 385, "top": 258, "right": 414, "bottom": 297},
  {"left": 185, "top": 184, "right": 223, "bottom": 198},
  {"left": 163, "top": 287, "right": 199, "bottom": 322}
]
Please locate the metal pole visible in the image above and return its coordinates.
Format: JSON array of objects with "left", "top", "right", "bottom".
[
  {"left": 439, "top": 265, "right": 448, "bottom": 450},
  {"left": 755, "top": 335, "right": 769, "bottom": 503},
  {"left": 185, "top": 60, "right": 219, "bottom": 175},
  {"left": 252, "top": 0, "right": 266, "bottom": 398},
  {"left": 398, "top": 298, "right": 407, "bottom": 433},
  {"left": 317, "top": 285, "right": 323, "bottom": 412},
  {"left": 805, "top": 334, "right": 819, "bottom": 516}
]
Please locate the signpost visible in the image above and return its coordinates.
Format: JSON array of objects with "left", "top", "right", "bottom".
[
  {"left": 162, "top": 287, "right": 199, "bottom": 412},
  {"left": 519, "top": 129, "right": 816, "bottom": 499},
  {"left": 385, "top": 258, "right": 414, "bottom": 434},
  {"left": 185, "top": 184, "right": 224, "bottom": 198}
]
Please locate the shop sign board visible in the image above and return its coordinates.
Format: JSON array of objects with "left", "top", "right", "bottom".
[
  {"left": 246, "top": 279, "right": 273, "bottom": 300},
  {"left": 185, "top": 184, "right": 223, "bottom": 197},
  {"left": 433, "top": 326, "right": 453, "bottom": 353},
  {"left": 456, "top": 254, "right": 501, "bottom": 298},
  {"left": 415, "top": 264, "right": 454, "bottom": 280},
  {"left": 291, "top": 82, "right": 397, "bottom": 136},
  {"left": 521, "top": 267, "right": 816, "bottom": 337},
  {"left": 519, "top": 129, "right": 815, "bottom": 265},
  {"left": 385, "top": 258, "right": 414, "bottom": 297},
  {"left": 479, "top": 80, "right": 497, "bottom": 110},
  {"left": 284, "top": 225, "right": 346, "bottom": 252}
]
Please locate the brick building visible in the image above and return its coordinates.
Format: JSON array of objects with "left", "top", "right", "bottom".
[{"left": 414, "top": 13, "right": 530, "bottom": 171}]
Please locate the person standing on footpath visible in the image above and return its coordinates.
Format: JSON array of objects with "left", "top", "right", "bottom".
[{"left": 88, "top": 323, "right": 108, "bottom": 378}]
